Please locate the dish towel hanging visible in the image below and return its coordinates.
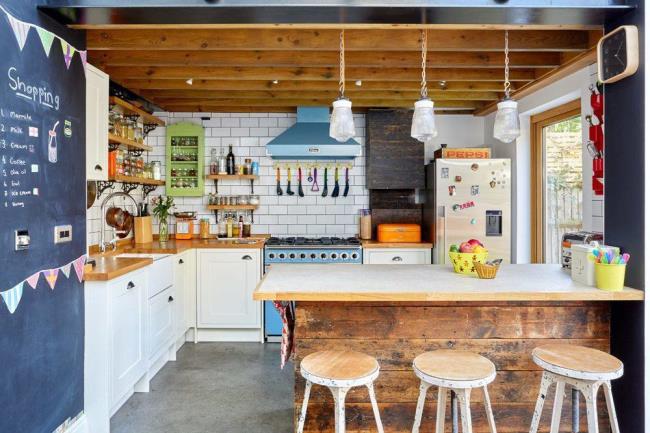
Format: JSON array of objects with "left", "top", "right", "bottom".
[{"left": 273, "top": 301, "right": 296, "bottom": 369}]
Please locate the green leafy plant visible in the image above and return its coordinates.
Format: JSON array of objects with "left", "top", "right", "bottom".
[{"left": 151, "top": 195, "right": 175, "bottom": 221}]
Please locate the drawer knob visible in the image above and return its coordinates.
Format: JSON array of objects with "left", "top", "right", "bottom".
[
  {"left": 392, "top": 256, "right": 403, "bottom": 262},
  {"left": 126, "top": 281, "right": 135, "bottom": 290},
  {"left": 168, "top": 296, "right": 174, "bottom": 303},
  {"left": 242, "top": 255, "right": 253, "bottom": 261},
  {"left": 179, "top": 259, "right": 184, "bottom": 264}
]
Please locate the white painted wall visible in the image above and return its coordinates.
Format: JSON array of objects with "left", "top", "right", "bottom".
[
  {"left": 425, "top": 115, "right": 486, "bottom": 161},
  {"left": 484, "top": 65, "right": 602, "bottom": 263}
]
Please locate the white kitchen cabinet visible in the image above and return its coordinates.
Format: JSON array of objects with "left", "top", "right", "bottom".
[
  {"left": 173, "top": 249, "right": 196, "bottom": 345},
  {"left": 148, "top": 286, "right": 175, "bottom": 363},
  {"left": 197, "top": 249, "right": 261, "bottom": 329},
  {"left": 85, "top": 269, "right": 147, "bottom": 433},
  {"left": 85, "top": 63, "right": 109, "bottom": 181},
  {"left": 363, "top": 248, "right": 432, "bottom": 265}
]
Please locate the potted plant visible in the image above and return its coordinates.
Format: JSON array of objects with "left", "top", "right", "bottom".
[{"left": 151, "top": 195, "right": 175, "bottom": 242}]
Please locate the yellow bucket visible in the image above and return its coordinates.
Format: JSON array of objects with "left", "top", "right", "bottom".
[
  {"left": 449, "top": 252, "right": 489, "bottom": 275},
  {"left": 594, "top": 263, "right": 626, "bottom": 291}
]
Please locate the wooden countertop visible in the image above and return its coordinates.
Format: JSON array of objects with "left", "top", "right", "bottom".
[
  {"left": 362, "top": 240, "right": 433, "bottom": 248},
  {"left": 253, "top": 264, "right": 644, "bottom": 302},
  {"left": 85, "top": 237, "right": 266, "bottom": 281},
  {"left": 85, "top": 256, "right": 153, "bottom": 281}
]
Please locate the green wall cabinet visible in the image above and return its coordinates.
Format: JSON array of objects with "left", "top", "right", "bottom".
[{"left": 166, "top": 122, "right": 205, "bottom": 197}]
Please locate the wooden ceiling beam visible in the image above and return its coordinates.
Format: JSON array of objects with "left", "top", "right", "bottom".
[
  {"left": 87, "top": 29, "right": 593, "bottom": 52},
  {"left": 89, "top": 50, "right": 563, "bottom": 69},
  {"left": 154, "top": 98, "right": 483, "bottom": 109},
  {"left": 121, "top": 79, "right": 518, "bottom": 92},
  {"left": 141, "top": 89, "right": 499, "bottom": 101},
  {"left": 104, "top": 66, "right": 538, "bottom": 81},
  {"left": 74, "top": 24, "right": 603, "bottom": 31}
]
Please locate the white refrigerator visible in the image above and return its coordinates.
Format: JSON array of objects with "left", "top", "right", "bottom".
[{"left": 423, "top": 159, "right": 512, "bottom": 264}]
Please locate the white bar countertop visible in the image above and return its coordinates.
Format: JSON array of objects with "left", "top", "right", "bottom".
[{"left": 253, "top": 264, "right": 644, "bottom": 302}]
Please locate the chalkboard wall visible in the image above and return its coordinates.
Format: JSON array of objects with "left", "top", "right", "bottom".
[{"left": 0, "top": 1, "right": 86, "bottom": 432}]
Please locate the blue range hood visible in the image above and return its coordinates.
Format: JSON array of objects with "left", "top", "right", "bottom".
[{"left": 266, "top": 107, "right": 361, "bottom": 160}]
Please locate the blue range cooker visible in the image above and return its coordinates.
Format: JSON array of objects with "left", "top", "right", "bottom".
[{"left": 263, "top": 236, "right": 362, "bottom": 340}]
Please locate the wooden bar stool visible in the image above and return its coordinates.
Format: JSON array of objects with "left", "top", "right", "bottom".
[
  {"left": 529, "top": 344, "right": 623, "bottom": 433},
  {"left": 297, "top": 350, "right": 384, "bottom": 433},
  {"left": 411, "top": 350, "right": 498, "bottom": 433}
]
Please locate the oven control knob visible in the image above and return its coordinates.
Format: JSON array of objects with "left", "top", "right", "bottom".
[
  {"left": 279, "top": 253, "right": 286, "bottom": 259},
  {"left": 300, "top": 253, "right": 306, "bottom": 259},
  {"left": 310, "top": 253, "right": 317, "bottom": 259},
  {"left": 341, "top": 253, "right": 349, "bottom": 259},
  {"left": 320, "top": 253, "right": 327, "bottom": 259},
  {"left": 289, "top": 253, "right": 296, "bottom": 259},
  {"left": 268, "top": 253, "right": 276, "bottom": 259},
  {"left": 351, "top": 253, "right": 359, "bottom": 260},
  {"left": 331, "top": 253, "right": 338, "bottom": 259}
]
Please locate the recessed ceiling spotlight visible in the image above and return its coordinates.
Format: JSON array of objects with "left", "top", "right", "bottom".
[
  {"left": 272, "top": 79, "right": 279, "bottom": 84},
  {"left": 355, "top": 80, "right": 362, "bottom": 87},
  {"left": 186, "top": 78, "right": 194, "bottom": 85}
]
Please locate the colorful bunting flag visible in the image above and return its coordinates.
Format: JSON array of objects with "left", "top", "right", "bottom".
[
  {"left": 1, "top": 282, "right": 24, "bottom": 314},
  {"left": 61, "top": 40, "right": 75, "bottom": 69},
  {"left": 73, "top": 256, "right": 86, "bottom": 283},
  {"left": 6, "top": 13, "right": 30, "bottom": 51},
  {"left": 36, "top": 27, "right": 55, "bottom": 56},
  {"left": 60, "top": 263, "right": 72, "bottom": 279},
  {"left": 25, "top": 272, "right": 40, "bottom": 289},
  {"left": 44, "top": 269, "right": 60, "bottom": 290}
]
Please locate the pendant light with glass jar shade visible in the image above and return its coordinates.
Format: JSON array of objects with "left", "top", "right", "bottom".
[
  {"left": 493, "top": 30, "right": 521, "bottom": 143},
  {"left": 329, "top": 30, "right": 356, "bottom": 142},
  {"left": 411, "top": 29, "right": 437, "bottom": 142}
]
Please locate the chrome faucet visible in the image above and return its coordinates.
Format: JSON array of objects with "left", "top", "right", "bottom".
[{"left": 99, "top": 191, "right": 139, "bottom": 253}]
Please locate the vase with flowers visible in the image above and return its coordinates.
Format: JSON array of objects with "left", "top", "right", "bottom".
[{"left": 151, "top": 195, "right": 175, "bottom": 242}]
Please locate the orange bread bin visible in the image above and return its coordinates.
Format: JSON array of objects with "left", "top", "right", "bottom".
[{"left": 377, "top": 224, "right": 421, "bottom": 243}]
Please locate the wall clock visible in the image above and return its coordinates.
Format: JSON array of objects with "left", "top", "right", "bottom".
[{"left": 597, "top": 25, "right": 639, "bottom": 84}]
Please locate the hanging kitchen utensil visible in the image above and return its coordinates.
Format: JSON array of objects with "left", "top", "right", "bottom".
[
  {"left": 86, "top": 181, "right": 97, "bottom": 209},
  {"left": 307, "top": 168, "right": 314, "bottom": 183},
  {"left": 343, "top": 167, "right": 350, "bottom": 197},
  {"left": 321, "top": 167, "right": 329, "bottom": 197},
  {"left": 276, "top": 167, "right": 283, "bottom": 196},
  {"left": 298, "top": 167, "right": 305, "bottom": 197},
  {"left": 331, "top": 166, "right": 340, "bottom": 198},
  {"left": 311, "top": 167, "right": 319, "bottom": 192},
  {"left": 286, "top": 167, "right": 295, "bottom": 196}
]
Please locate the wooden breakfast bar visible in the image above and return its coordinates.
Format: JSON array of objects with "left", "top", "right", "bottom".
[{"left": 254, "top": 264, "right": 643, "bottom": 433}]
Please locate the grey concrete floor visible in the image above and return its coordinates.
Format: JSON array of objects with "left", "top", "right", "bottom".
[{"left": 111, "top": 343, "right": 294, "bottom": 433}]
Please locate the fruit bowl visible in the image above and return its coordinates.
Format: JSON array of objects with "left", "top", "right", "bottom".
[
  {"left": 449, "top": 252, "right": 489, "bottom": 275},
  {"left": 474, "top": 261, "right": 500, "bottom": 279}
]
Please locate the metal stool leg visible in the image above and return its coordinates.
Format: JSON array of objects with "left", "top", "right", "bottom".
[
  {"left": 578, "top": 382, "right": 600, "bottom": 433},
  {"left": 412, "top": 381, "right": 431, "bottom": 433},
  {"left": 550, "top": 381, "right": 566, "bottom": 433},
  {"left": 451, "top": 390, "right": 459, "bottom": 433},
  {"left": 456, "top": 388, "right": 473, "bottom": 433},
  {"left": 330, "top": 386, "right": 350, "bottom": 433},
  {"left": 529, "top": 371, "right": 554, "bottom": 433},
  {"left": 436, "top": 387, "right": 448, "bottom": 433},
  {"left": 367, "top": 382, "right": 384, "bottom": 433},
  {"left": 572, "top": 387, "right": 580, "bottom": 433},
  {"left": 603, "top": 381, "right": 620, "bottom": 433},
  {"left": 296, "top": 380, "right": 312, "bottom": 433},
  {"left": 482, "top": 386, "right": 497, "bottom": 433}
]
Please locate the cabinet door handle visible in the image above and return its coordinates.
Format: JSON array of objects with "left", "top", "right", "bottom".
[
  {"left": 392, "top": 256, "right": 403, "bottom": 262},
  {"left": 168, "top": 296, "right": 174, "bottom": 303},
  {"left": 94, "top": 164, "right": 103, "bottom": 171},
  {"left": 242, "top": 255, "right": 253, "bottom": 261},
  {"left": 126, "top": 281, "right": 135, "bottom": 290},
  {"left": 179, "top": 259, "right": 184, "bottom": 264}
]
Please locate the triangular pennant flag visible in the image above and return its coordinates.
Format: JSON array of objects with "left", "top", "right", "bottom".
[
  {"left": 7, "top": 14, "right": 30, "bottom": 51},
  {"left": 60, "top": 263, "right": 72, "bottom": 279},
  {"left": 36, "top": 27, "right": 55, "bottom": 57},
  {"left": 25, "top": 272, "right": 40, "bottom": 289},
  {"left": 43, "top": 269, "right": 60, "bottom": 290},
  {"left": 73, "top": 256, "right": 86, "bottom": 282},
  {"left": 79, "top": 50, "right": 87, "bottom": 67},
  {"left": 61, "top": 40, "right": 76, "bottom": 69},
  {"left": 1, "top": 282, "right": 24, "bottom": 314}
]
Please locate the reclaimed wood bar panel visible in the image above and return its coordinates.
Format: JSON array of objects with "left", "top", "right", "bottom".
[{"left": 293, "top": 302, "right": 611, "bottom": 432}]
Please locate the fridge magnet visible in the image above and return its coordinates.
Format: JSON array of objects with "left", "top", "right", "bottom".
[
  {"left": 471, "top": 185, "right": 479, "bottom": 196},
  {"left": 471, "top": 163, "right": 479, "bottom": 171},
  {"left": 441, "top": 168, "right": 449, "bottom": 179},
  {"left": 471, "top": 218, "right": 477, "bottom": 225},
  {"left": 448, "top": 185, "right": 456, "bottom": 196},
  {"left": 453, "top": 201, "right": 476, "bottom": 211},
  {"left": 490, "top": 180, "right": 497, "bottom": 188},
  {"left": 455, "top": 175, "right": 462, "bottom": 183}
]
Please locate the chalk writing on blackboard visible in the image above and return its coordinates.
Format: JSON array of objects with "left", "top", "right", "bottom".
[{"left": 7, "top": 66, "right": 60, "bottom": 111}]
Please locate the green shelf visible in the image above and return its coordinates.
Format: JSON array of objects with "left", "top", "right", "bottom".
[{"left": 165, "top": 123, "right": 204, "bottom": 197}]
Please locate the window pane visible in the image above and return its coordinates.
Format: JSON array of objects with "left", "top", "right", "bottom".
[{"left": 543, "top": 115, "right": 583, "bottom": 264}]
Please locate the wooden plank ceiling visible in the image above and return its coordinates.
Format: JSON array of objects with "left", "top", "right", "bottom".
[{"left": 86, "top": 27, "right": 601, "bottom": 114}]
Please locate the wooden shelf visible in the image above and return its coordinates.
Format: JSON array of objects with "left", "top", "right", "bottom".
[
  {"left": 207, "top": 205, "right": 259, "bottom": 211},
  {"left": 108, "top": 175, "right": 165, "bottom": 186},
  {"left": 110, "top": 96, "right": 165, "bottom": 126},
  {"left": 109, "top": 133, "right": 153, "bottom": 152},
  {"left": 206, "top": 174, "right": 259, "bottom": 180}
]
